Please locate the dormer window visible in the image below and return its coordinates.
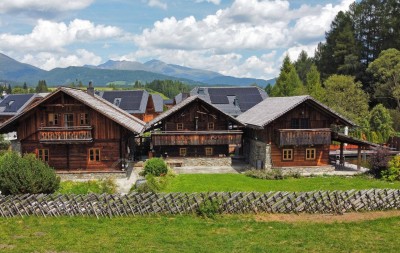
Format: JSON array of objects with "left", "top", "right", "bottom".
[
  {"left": 113, "top": 98, "right": 121, "bottom": 107},
  {"left": 198, "top": 88, "right": 205, "bottom": 95},
  {"left": 7, "top": 100, "right": 14, "bottom": 107}
]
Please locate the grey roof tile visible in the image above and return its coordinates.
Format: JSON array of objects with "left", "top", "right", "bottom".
[
  {"left": 151, "top": 94, "right": 164, "bottom": 112},
  {"left": 189, "top": 86, "right": 267, "bottom": 116},
  {"left": 237, "top": 95, "right": 355, "bottom": 128},
  {"left": 0, "top": 94, "right": 35, "bottom": 114}
]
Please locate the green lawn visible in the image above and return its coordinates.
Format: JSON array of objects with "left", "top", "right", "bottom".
[
  {"left": 163, "top": 174, "right": 400, "bottom": 192},
  {"left": 1, "top": 215, "right": 400, "bottom": 252}
]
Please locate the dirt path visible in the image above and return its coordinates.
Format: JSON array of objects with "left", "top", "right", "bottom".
[{"left": 254, "top": 210, "right": 400, "bottom": 223}]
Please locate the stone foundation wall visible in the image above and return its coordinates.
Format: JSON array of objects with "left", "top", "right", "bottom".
[
  {"left": 247, "top": 139, "right": 272, "bottom": 170},
  {"left": 57, "top": 172, "right": 127, "bottom": 181},
  {"left": 166, "top": 157, "right": 232, "bottom": 167},
  {"left": 278, "top": 166, "right": 335, "bottom": 174}
]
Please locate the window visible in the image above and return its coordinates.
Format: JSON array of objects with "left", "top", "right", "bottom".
[
  {"left": 282, "top": 149, "right": 293, "bottom": 161},
  {"left": 306, "top": 148, "right": 316, "bottom": 160},
  {"left": 208, "top": 122, "right": 214, "bottom": 130},
  {"left": 205, "top": 147, "right": 213, "bottom": 156},
  {"left": 177, "top": 123, "right": 184, "bottom": 130},
  {"left": 179, "top": 148, "right": 187, "bottom": 157},
  {"left": 48, "top": 113, "right": 59, "bottom": 126},
  {"left": 38, "top": 149, "right": 49, "bottom": 162},
  {"left": 64, "top": 113, "right": 74, "bottom": 127},
  {"left": 89, "top": 148, "right": 101, "bottom": 162},
  {"left": 80, "top": 113, "right": 89, "bottom": 125},
  {"left": 291, "top": 118, "right": 309, "bottom": 129}
]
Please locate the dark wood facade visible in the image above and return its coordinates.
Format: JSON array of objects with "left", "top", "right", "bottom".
[
  {"left": 148, "top": 97, "right": 243, "bottom": 157},
  {"left": 1, "top": 88, "right": 144, "bottom": 171},
  {"left": 244, "top": 100, "right": 348, "bottom": 167}
]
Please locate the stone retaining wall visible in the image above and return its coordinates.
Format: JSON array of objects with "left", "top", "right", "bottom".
[
  {"left": 166, "top": 157, "right": 232, "bottom": 167},
  {"left": 278, "top": 166, "right": 335, "bottom": 174},
  {"left": 57, "top": 171, "right": 127, "bottom": 181}
]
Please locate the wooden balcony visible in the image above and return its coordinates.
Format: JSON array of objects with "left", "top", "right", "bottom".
[
  {"left": 275, "top": 128, "right": 331, "bottom": 147},
  {"left": 151, "top": 130, "right": 243, "bottom": 146},
  {"left": 39, "top": 126, "right": 93, "bottom": 144}
]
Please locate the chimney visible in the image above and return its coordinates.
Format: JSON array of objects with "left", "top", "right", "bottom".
[
  {"left": 87, "top": 81, "right": 94, "bottom": 96},
  {"left": 1, "top": 90, "right": 6, "bottom": 98}
]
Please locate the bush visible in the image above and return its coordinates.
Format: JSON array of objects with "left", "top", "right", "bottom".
[
  {"left": 133, "top": 169, "right": 175, "bottom": 193},
  {"left": 245, "top": 169, "right": 299, "bottom": 180},
  {"left": 197, "top": 198, "right": 221, "bottom": 218},
  {"left": 0, "top": 151, "right": 60, "bottom": 195},
  {"left": 143, "top": 158, "right": 168, "bottom": 176},
  {"left": 368, "top": 148, "right": 391, "bottom": 178},
  {"left": 0, "top": 135, "right": 10, "bottom": 151},
  {"left": 381, "top": 156, "right": 400, "bottom": 181},
  {"left": 57, "top": 178, "right": 117, "bottom": 194}
]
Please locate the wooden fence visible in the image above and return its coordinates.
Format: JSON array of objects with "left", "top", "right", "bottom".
[{"left": 1, "top": 189, "right": 400, "bottom": 218}]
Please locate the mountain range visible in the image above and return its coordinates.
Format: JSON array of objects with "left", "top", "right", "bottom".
[{"left": 0, "top": 53, "right": 275, "bottom": 87}]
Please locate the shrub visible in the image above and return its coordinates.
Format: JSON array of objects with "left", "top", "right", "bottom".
[
  {"left": 0, "top": 151, "right": 60, "bottom": 195},
  {"left": 133, "top": 169, "right": 175, "bottom": 193},
  {"left": 368, "top": 148, "right": 391, "bottom": 178},
  {"left": 197, "top": 198, "right": 221, "bottom": 218},
  {"left": 0, "top": 134, "right": 10, "bottom": 150},
  {"left": 381, "top": 156, "right": 400, "bottom": 181},
  {"left": 143, "top": 158, "right": 168, "bottom": 176},
  {"left": 57, "top": 178, "right": 117, "bottom": 194},
  {"left": 245, "top": 169, "right": 286, "bottom": 180}
]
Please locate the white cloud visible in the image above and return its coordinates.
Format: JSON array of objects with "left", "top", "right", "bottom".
[
  {"left": 283, "top": 44, "right": 319, "bottom": 62},
  {"left": 132, "top": 0, "right": 353, "bottom": 79},
  {"left": 291, "top": 0, "right": 354, "bottom": 41},
  {"left": 0, "top": 19, "right": 125, "bottom": 52},
  {"left": 196, "top": 0, "right": 221, "bottom": 4},
  {"left": 21, "top": 49, "right": 102, "bottom": 70},
  {"left": 147, "top": 0, "right": 167, "bottom": 10},
  {"left": 0, "top": 0, "right": 93, "bottom": 14},
  {"left": 134, "top": 0, "right": 351, "bottom": 52}
]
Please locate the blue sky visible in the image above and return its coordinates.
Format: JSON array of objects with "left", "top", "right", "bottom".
[{"left": 0, "top": 0, "right": 353, "bottom": 80}]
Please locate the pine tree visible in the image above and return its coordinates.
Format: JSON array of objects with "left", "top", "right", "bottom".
[
  {"left": 306, "top": 64, "right": 324, "bottom": 101},
  {"left": 271, "top": 55, "right": 304, "bottom": 97}
]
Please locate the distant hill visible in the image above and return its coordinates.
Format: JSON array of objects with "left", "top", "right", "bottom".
[
  {"left": 0, "top": 53, "right": 273, "bottom": 87},
  {"left": 0, "top": 53, "right": 45, "bottom": 81}
]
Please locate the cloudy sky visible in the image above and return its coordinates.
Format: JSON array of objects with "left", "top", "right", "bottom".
[{"left": 0, "top": 0, "right": 353, "bottom": 80}]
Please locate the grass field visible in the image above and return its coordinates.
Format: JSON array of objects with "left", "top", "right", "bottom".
[
  {"left": 1, "top": 214, "right": 400, "bottom": 252},
  {"left": 162, "top": 174, "right": 400, "bottom": 192}
]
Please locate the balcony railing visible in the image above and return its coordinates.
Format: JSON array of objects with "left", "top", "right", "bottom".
[
  {"left": 275, "top": 128, "right": 331, "bottom": 147},
  {"left": 152, "top": 130, "right": 243, "bottom": 146},
  {"left": 39, "top": 126, "right": 93, "bottom": 144}
]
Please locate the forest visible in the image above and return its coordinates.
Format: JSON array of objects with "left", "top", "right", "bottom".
[{"left": 268, "top": 0, "right": 400, "bottom": 143}]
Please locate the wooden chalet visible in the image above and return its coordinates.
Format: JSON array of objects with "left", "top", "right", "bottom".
[
  {"left": 97, "top": 90, "right": 163, "bottom": 122},
  {"left": 0, "top": 87, "right": 145, "bottom": 171},
  {"left": 146, "top": 96, "right": 244, "bottom": 157},
  {"left": 237, "top": 95, "right": 355, "bottom": 169}
]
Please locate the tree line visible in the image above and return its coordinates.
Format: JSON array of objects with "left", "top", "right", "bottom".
[{"left": 267, "top": 0, "right": 400, "bottom": 143}]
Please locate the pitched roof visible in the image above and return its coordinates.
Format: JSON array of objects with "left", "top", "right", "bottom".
[
  {"left": 237, "top": 95, "right": 355, "bottom": 128},
  {"left": 0, "top": 94, "right": 36, "bottom": 115},
  {"left": 189, "top": 86, "right": 268, "bottom": 116},
  {"left": 97, "top": 90, "right": 148, "bottom": 114},
  {"left": 151, "top": 94, "right": 164, "bottom": 113},
  {"left": 0, "top": 87, "right": 145, "bottom": 134},
  {"left": 146, "top": 95, "right": 243, "bottom": 130}
]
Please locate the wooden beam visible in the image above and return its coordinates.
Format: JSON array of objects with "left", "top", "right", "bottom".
[
  {"left": 339, "top": 142, "right": 344, "bottom": 165},
  {"left": 357, "top": 145, "right": 361, "bottom": 171}
]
